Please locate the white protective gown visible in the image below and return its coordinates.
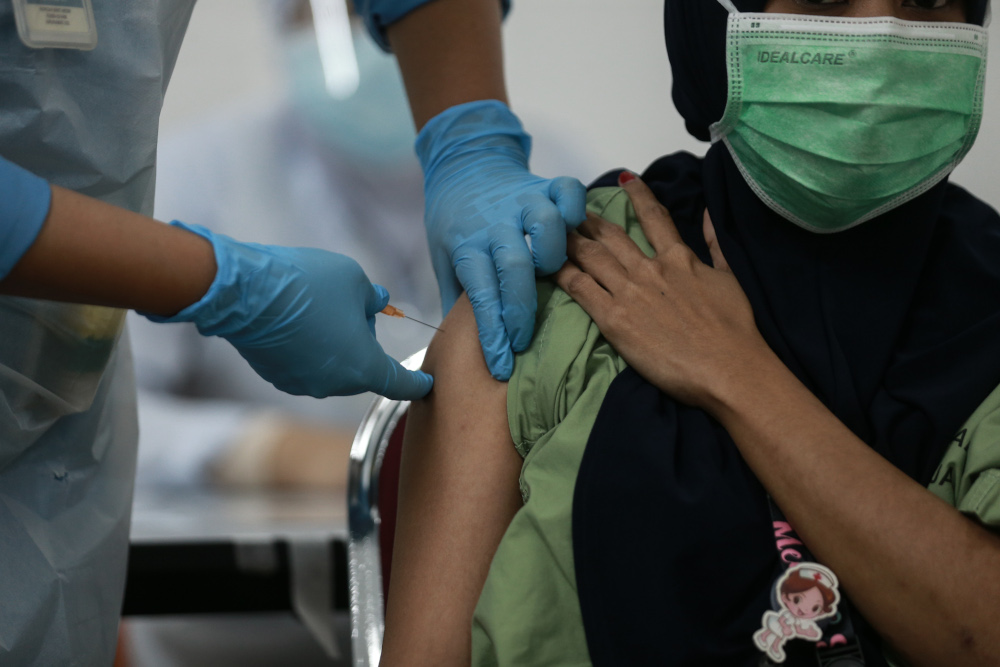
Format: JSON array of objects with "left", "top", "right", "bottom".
[{"left": 0, "top": 1, "right": 195, "bottom": 663}]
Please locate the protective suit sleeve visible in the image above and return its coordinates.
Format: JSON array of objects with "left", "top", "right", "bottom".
[
  {"left": 352, "top": 0, "right": 511, "bottom": 51},
  {"left": 0, "top": 155, "right": 52, "bottom": 279}
]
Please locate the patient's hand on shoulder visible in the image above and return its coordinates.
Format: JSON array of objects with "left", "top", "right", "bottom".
[
  {"left": 556, "top": 173, "right": 773, "bottom": 414},
  {"left": 380, "top": 294, "right": 524, "bottom": 667}
]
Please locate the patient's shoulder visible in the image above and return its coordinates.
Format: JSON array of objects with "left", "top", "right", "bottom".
[{"left": 420, "top": 294, "right": 507, "bottom": 416}]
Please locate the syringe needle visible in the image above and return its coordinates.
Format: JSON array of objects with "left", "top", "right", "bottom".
[
  {"left": 403, "top": 314, "right": 444, "bottom": 332},
  {"left": 380, "top": 305, "right": 445, "bottom": 332}
]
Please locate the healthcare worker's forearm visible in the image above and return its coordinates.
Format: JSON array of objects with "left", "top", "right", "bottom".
[
  {"left": 711, "top": 356, "right": 1000, "bottom": 666},
  {"left": 0, "top": 154, "right": 51, "bottom": 278},
  {"left": 0, "top": 184, "right": 216, "bottom": 316},
  {"left": 386, "top": 0, "right": 507, "bottom": 129}
]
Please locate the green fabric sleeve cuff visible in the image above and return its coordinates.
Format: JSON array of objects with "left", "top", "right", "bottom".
[
  {"left": 928, "top": 382, "right": 1000, "bottom": 529},
  {"left": 506, "top": 187, "right": 639, "bottom": 458},
  {"left": 958, "top": 469, "right": 1000, "bottom": 525}
]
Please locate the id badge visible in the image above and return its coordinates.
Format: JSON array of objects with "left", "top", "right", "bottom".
[{"left": 12, "top": 0, "right": 98, "bottom": 50}]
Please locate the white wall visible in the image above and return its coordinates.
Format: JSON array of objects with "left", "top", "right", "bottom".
[{"left": 159, "top": 0, "right": 1000, "bottom": 210}]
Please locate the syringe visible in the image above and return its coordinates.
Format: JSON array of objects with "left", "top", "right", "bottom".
[{"left": 380, "top": 305, "right": 444, "bottom": 332}]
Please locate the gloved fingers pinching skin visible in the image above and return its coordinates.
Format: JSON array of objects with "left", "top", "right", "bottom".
[
  {"left": 142, "top": 221, "right": 433, "bottom": 400},
  {"left": 488, "top": 223, "right": 536, "bottom": 353},
  {"left": 417, "top": 99, "right": 587, "bottom": 381},
  {"left": 548, "top": 176, "right": 588, "bottom": 229},
  {"left": 519, "top": 192, "right": 570, "bottom": 276},
  {"left": 454, "top": 247, "right": 516, "bottom": 381}
]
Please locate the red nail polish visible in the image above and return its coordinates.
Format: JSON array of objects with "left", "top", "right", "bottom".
[{"left": 618, "top": 171, "right": 636, "bottom": 186}]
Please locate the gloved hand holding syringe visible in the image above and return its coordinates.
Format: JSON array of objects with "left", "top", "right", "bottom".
[{"left": 0, "top": 162, "right": 435, "bottom": 402}]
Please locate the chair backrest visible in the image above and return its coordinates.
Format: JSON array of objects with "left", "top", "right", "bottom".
[{"left": 346, "top": 349, "right": 423, "bottom": 667}]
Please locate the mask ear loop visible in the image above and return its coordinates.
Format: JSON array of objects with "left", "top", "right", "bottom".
[{"left": 716, "top": 0, "right": 740, "bottom": 13}]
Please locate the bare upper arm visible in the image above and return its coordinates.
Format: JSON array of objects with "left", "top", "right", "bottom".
[
  {"left": 382, "top": 293, "right": 522, "bottom": 666},
  {"left": 416, "top": 293, "right": 512, "bottom": 449}
]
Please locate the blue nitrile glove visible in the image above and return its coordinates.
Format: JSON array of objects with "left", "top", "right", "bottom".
[
  {"left": 416, "top": 100, "right": 587, "bottom": 380},
  {"left": 143, "top": 222, "right": 433, "bottom": 401},
  {"left": 0, "top": 155, "right": 52, "bottom": 279}
]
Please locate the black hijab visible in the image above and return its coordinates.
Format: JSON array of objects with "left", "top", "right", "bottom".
[
  {"left": 667, "top": 0, "right": 991, "bottom": 141},
  {"left": 572, "top": 1, "right": 1000, "bottom": 664}
]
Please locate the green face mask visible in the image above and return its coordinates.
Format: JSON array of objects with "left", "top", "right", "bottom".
[{"left": 710, "top": 5, "right": 988, "bottom": 233}]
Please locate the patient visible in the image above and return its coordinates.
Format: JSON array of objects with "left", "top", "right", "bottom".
[{"left": 380, "top": 0, "right": 1000, "bottom": 665}]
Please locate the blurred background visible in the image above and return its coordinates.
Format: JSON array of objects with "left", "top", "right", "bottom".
[{"left": 159, "top": 0, "right": 1000, "bottom": 209}]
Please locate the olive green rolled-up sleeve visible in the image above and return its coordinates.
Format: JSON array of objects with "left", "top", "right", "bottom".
[
  {"left": 928, "top": 383, "right": 1000, "bottom": 528},
  {"left": 886, "top": 386, "right": 1000, "bottom": 667},
  {"left": 472, "top": 187, "right": 642, "bottom": 667}
]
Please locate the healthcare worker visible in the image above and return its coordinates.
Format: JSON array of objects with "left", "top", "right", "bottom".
[
  {"left": 348, "top": 0, "right": 590, "bottom": 382},
  {"left": 129, "top": 0, "right": 599, "bottom": 492},
  {"left": 0, "top": 2, "right": 431, "bottom": 664},
  {"left": 128, "top": 1, "right": 439, "bottom": 490}
]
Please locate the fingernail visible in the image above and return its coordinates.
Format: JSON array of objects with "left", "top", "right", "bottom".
[{"left": 618, "top": 171, "right": 636, "bottom": 186}]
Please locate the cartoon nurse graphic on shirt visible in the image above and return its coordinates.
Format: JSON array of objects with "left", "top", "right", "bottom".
[{"left": 753, "top": 564, "right": 841, "bottom": 663}]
